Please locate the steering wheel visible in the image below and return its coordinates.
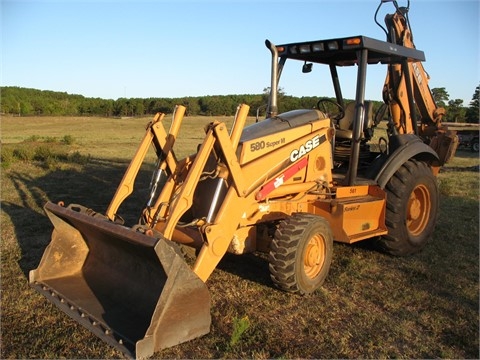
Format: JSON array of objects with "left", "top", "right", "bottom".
[
  {"left": 316, "top": 98, "right": 344, "bottom": 120},
  {"left": 373, "top": 102, "right": 388, "bottom": 126}
]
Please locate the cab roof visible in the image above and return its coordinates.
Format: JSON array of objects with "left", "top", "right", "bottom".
[{"left": 275, "top": 35, "right": 425, "bottom": 66}]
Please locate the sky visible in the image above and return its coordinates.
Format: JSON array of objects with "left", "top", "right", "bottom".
[{"left": 2, "top": 0, "right": 479, "bottom": 106}]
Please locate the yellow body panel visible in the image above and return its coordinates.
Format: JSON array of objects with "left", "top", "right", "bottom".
[
  {"left": 99, "top": 106, "right": 387, "bottom": 279},
  {"left": 313, "top": 185, "right": 387, "bottom": 243},
  {"left": 239, "top": 118, "right": 331, "bottom": 164}
]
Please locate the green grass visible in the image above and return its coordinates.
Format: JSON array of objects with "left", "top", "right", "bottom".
[
  {"left": 1, "top": 115, "right": 479, "bottom": 359},
  {"left": 1, "top": 114, "right": 248, "bottom": 160}
]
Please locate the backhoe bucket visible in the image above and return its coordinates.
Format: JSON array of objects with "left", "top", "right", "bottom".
[{"left": 29, "top": 202, "right": 211, "bottom": 359}]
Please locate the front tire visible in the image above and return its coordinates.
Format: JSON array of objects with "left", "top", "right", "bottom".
[
  {"left": 269, "top": 213, "right": 333, "bottom": 294},
  {"left": 379, "top": 159, "right": 438, "bottom": 256}
]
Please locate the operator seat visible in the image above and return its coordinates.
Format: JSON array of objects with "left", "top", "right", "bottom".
[{"left": 335, "top": 101, "right": 374, "bottom": 141}]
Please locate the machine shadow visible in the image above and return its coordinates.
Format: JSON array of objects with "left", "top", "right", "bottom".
[
  {"left": 4, "top": 158, "right": 147, "bottom": 278},
  {"left": 4, "top": 157, "right": 274, "bottom": 289},
  {"left": 216, "top": 251, "right": 274, "bottom": 288}
]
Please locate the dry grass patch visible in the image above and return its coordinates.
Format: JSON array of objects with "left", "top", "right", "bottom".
[{"left": 1, "top": 116, "right": 478, "bottom": 359}]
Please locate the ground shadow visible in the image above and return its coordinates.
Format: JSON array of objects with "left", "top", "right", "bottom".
[
  {"left": 216, "top": 251, "right": 273, "bottom": 288},
  {"left": 3, "top": 150, "right": 479, "bottom": 358},
  {"left": 3, "top": 156, "right": 274, "bottom": 290},
  {"left": 3, "top": 158, "right": 149, "bottom": 277}
]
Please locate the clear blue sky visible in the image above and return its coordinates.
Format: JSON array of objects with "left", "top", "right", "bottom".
[{"left": 2, "top": 0, "right": 479, "bottom": 106}]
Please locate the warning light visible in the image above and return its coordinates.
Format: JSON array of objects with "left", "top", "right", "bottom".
[{"left": 344, "top": 38, "right": 361, "bottom": 46}]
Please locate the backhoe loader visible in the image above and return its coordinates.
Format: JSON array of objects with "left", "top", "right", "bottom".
[{"left": 30, "top": 0, "right": 457, "bottom": 358}]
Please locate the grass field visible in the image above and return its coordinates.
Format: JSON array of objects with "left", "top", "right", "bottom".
[{"left": 1, "top": 114, "right": 479, "bottom": 359}]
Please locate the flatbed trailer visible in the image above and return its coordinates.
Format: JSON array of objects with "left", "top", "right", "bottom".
[{"left": 444, "top": 123, "right": 479, "bottom": 152}]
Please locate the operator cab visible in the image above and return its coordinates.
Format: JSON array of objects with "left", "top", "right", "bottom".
[{"left": 264, "top": 35, "right": 425, "bottom": 185}]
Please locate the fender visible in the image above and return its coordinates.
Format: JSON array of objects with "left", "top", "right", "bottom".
[{"left": 374, "top": 134, "right": 438, "bottom": 189}]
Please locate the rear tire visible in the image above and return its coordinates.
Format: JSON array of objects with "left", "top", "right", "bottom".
[
  {"left": 379, "top": 159, "right": 438, "bottom": 256},
  {"left": 269, "top": 213, "right": 333, "bottom": 294},
  {"left": 471, "top": 138, "right": 479, "bottom": 152}
]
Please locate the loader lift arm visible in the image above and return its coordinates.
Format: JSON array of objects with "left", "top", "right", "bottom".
[
  {"left": 106, "top": 105, "right": 184, "bottom": 221},
  {"left": 29, "top": 105, "right": 252, "bottom": 359}
]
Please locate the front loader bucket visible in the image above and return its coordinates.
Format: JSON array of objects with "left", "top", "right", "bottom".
[{"left": 29, "top": 202, "right": 211, "bottom": 359}]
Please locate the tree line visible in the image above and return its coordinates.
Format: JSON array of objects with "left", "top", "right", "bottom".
[
  {"left": 1, "top": 85, "right": 478, "bottom": 123},
  {"left": 432, "top": 86, "right": 479, "bottom": 123},
  {"left": 0, "top": 86, "right": 302, "bottom": 118}
]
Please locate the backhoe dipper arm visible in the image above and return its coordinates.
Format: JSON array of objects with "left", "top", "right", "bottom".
[{"left": 382, "top": 3, "right": 445, "bottom": 135}]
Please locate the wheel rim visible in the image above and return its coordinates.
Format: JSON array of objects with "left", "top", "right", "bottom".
[
  {"left": 406, "top": 184, "right": 431, "bottom": 236},
  {"left": 304, "top": 234, "right": 325, "bottom": 279}
]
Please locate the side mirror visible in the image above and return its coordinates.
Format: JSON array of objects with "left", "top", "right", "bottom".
[{"left": 302, "top": 62, "right": 313, "bottom": 73}]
